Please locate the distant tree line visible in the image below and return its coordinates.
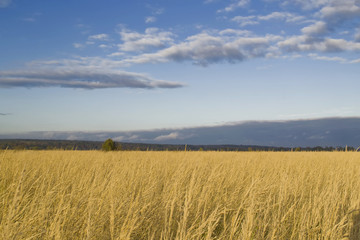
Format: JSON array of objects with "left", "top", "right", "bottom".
[{"left": 0, "top": 139, "right": 358, "bottom": 152}]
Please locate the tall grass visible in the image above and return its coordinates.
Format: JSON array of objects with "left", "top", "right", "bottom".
[{"left": 0, "top": 150, "right": 360, "bottom": 239}]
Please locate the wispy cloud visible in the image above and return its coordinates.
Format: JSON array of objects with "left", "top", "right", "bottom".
[
  {"left": 232, "top": 12, "right": 306, "bottom": 27},
  {"left": 204, "top": 0, "right": 219, "bottom": 3},
  {"left": 145, "top": 16, "right": 156, "bottom": 23},
  {"left": 144, "top": 6, "right": 164, "bottom": 24},
  {"left": 0, "top": 69, "right": 185, "bottom": 89},
  {"left": 22, "top": 17, "right": 36, "bottom": 22},
  {"left": 88, "top": 34, "right": 110, "bottom": 41},
  {"left": 75, "top": 23, "right": 92, "bottom": 35},
  {"left": 282, "top": 0, "right": 330, "bottom": 10},
  {"left": 0, "top": 0, "right": 11, "bottom": 8},
  {"left": 73, "top": 43, "right": 85, "bottom": 49},
  {"left": 218, "top": 0, "right": 250, "bottom": 13},
  {"left": 232, "top": 16, "right": 258, "bottom": 27},
  {"left": 308, "top": 53, "right": 347, "bottom": 63},
  {"left": 0, "top": 113, "right": 11, "bottom": 116}
]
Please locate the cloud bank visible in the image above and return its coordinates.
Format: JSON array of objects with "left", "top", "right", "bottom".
[
  {"left": 2, "top": 118, "right": 359, "bottom": 147},
  {"left": 0, "top": 69, "right": 184, "bottom": 89}
]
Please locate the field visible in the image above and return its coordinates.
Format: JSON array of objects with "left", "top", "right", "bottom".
[{"left": 1, "top": 150, "right": 360, "bottom": 239}]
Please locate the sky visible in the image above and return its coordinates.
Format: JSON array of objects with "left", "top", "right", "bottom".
[{"left": 1, "top": 0, "right": 360, "bottom": 139}]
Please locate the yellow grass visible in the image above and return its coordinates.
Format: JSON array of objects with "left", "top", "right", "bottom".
[{"left": 1, "top": 150, "right": 360, "bottom": 239}]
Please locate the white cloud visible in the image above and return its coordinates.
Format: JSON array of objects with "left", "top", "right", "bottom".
[
  {"left": 73, "top": 43, "right": 85, "bottom": 49},
  {"left": 301, "top": 21, "right": 328, "bottom": 36},
  {"left": 29, "top": 56, "right": 127, "bottom": 69},
  {"left": 218, "top": 29, "right": 252, "bottom": 36},
  {"left": 98, "top": 44, "right": 113, "bottom": 49},
  {"left": 113, "top": 135, "right": 139, "bottom": 141},
  {"left": 0, "top": 0, "right": 11, "bottom": 7},
  {"left": 122, "top": 30, "right": 281, "bottom": 66},
  {"left": 355, "top": 28, "right": 360, "bottom": 42},
  {"left": 88, "top": 34, "right": 110, "bottom": 41},
  {"left": 283, "top": 0, "right": 330, "bottom": 10},
  {"left": 108, "top": 52, "right": 125, "bottom": 57},
  {"left": 0, "top": 69, "right": 184, "bottom": 89},
  {"left": 145, "top": 16, "right": 156, "bottom": 23},
  {"left": 154, "top": 132, "right": 180, "bottom": 141},
  {"left": 117, "top": 27, "right": 175, "bottom": 52},
  {"left": 350, "top": 58, "right": 360, "bottom": 63},
  {"left": 232, "top": 16, "right": 258, "bottom": 26},
  {"left": 258, "top": 12, "right": 305, "bottom": 22},
  {"left": 279, "top": 36, "right": 360, "bottom": 52},
  {"left": 218, "top": 0, "right": 250, "bottom": 12},
  {"left": 232, "top": 12, "right": 306, "bottom": 27},
  {"left": 320, "top": 0, "right": 360, "bottom": 22},
  {"left": 308, "top": 53, "right": 347, "bottom": 62},
  {"left": 113, "top": 136, "right": 125, "bottom": 141},
  {"left": 22, "top": 17, "right": 36, "bottom": 22}
]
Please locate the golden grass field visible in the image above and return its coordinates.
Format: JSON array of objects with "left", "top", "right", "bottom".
[{"left": 1, "top": 150, "right": 360, "bottom": 239}]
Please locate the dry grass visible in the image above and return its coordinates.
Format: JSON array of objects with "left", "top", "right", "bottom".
[{"left": 0, "top": 150, "right": 360, "bottom": 239}]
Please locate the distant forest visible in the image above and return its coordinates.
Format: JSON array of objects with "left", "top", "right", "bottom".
[{"left": 0, "top": 139, "right": 355, "bottom": 151}]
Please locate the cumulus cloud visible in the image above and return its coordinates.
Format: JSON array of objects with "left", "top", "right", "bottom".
[
  {"left": 0, "top": 69, "right": 184, "bottom": 89},
  {"left": 320, "top": 0, "right": 360, "bottom": 23},
  {"left": 117, "top": 27, "right": 175, "bottom": 52},
  {"left": 218, "top": 0, "right": 250, "bottom": 12},
  {"left": 122, "top": 31, "right": 281, "bottom": 66},
  {"left": 0, "top": 0, "right": 11, "bottom": 7},
  {"left": 301, "top": 21, "right": 328, "bottom": 36},
  {"left": 273, "top": 0, "right": 360, "bottom": 58}
]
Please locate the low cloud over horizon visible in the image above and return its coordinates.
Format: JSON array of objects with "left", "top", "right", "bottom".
[{"left": 2, "top": 117, "right": 360, "bottom": 148}]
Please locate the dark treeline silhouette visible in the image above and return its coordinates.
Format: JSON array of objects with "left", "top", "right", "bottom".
[{"left": 0, "top": 139, "right": 356, "bottom": 152}]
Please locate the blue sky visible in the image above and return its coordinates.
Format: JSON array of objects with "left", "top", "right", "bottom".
[{"left": 1, "top": 0, "right": 360, "bottom": 137}]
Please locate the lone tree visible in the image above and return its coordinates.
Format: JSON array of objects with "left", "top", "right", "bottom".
[{"left": 102, "top": 138, "right": 116, "bottom": 151}]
